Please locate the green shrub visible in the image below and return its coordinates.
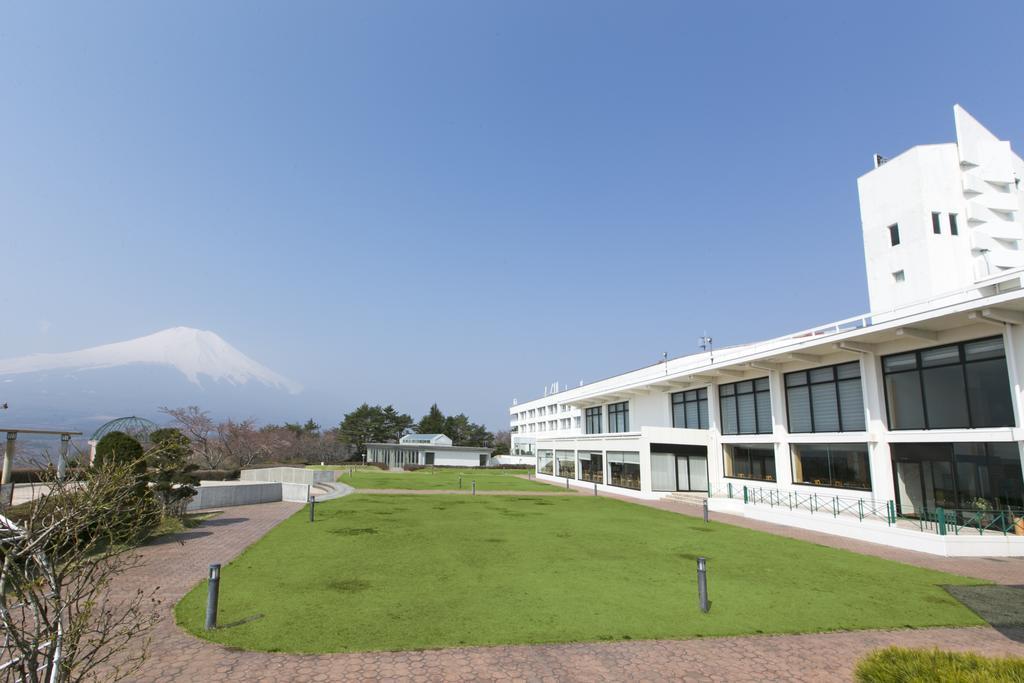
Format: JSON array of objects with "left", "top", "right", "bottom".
[
  {"left": 93, "top": 431, "right": 144, "bottom": 471},
  {"left": 856, "top": 647, "right": 1024, "bottom": 682}
]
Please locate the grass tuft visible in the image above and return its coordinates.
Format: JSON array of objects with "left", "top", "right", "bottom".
[{"left": 855, "top": 647, "right": 1024, "bottom": 682}]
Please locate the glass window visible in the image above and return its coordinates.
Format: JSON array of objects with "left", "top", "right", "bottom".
[
  {"left": 931, "top": 211, "right": 942, "bottom": 234},
  {"left": 608, "top": 401, "right": 629, "bottom": 433},
  {"left": 889, "top": 223, "right": 900, "bottom": 246},
  {"left": 883, "top": 337, "right": 1014, "bottom": 430},
  {"left": 949, "top": 213, "right": 959, "bottom": 235},
  {"left": 556, "top": 450, "right": 575, "bottom": 478},
  {"left": 724, "top": 444, "right": 776, "bottom": 482},
  {"left": 537, "top": 449, "right": 553, "bottom": 475},
  {"left": 607, "top": 451, "right": 640, "bottom": 490},
  {"left": 785, "top": 362, "right": 865, "bottom": 433},
  {"left": 651, "top": 453, "right": 676, "bottom": 492},
  {"left": 720, "top": 378, "right": 772, "bottom": 435},
  {"left": 578, "top": 452, "right": 603, "bottom": 484},
  {"left": 671, "top": 388, "right": 708, "bottom": 429},
  {"left": 791, "top": 443, "right": 871, "bottom": 490},
  {"left": 892, "top": 442, "right": 1023, "bottom": 515},
  {"left": 585, "top": 406, "right": 602, "bottom": 434}
]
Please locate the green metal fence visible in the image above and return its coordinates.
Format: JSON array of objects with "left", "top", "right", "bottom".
[
  {"left": 709, "top": 482, "right": 1024, "bottom": 537},
  {"left": 710, "top": 482, "right": 898, "bottom": 525}
]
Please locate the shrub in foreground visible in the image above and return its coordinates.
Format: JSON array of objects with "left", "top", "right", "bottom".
[{"left": 855, "top": 647, "right": 1024, "bottom": 683}]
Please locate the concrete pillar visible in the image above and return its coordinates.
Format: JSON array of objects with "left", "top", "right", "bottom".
[
  {"left": 1, "top": 432, "right": 16, "bottom": 486},
  {"left": 58, "top": 433, "right": 71, "bottom": 480}
]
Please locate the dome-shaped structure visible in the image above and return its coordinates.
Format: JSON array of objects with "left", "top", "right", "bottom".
[{"left": 90, "top": 416, "right": 160, "bottom": 444}]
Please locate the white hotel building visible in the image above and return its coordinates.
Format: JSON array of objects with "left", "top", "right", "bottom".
[{"left": 509, "top": 106, "right": 1024, "bottom": 556}]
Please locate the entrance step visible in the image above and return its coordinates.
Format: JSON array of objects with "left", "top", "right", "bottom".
[{"left": 661, "top": 491, "right": 708, "bottom": 505}]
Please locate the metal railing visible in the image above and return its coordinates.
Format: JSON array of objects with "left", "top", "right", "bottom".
[
  {"left": 710, "top": 482, "right": 898, "bottom": 525},
  {"left": 914, "top": 507, "right": 1024, "bottom": 536},
  {"left": 709, "top": 482, "right": 1024, "bottom": 537}
]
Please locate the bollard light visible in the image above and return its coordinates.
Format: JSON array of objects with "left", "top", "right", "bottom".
[
  {"left": 459, "top": 476, "right": 463, "bottom": 489},
  {"left": 309, "top": 495, "right": 316, "bottom": 523},
  {"left": 697, "top": 557, "right": 709, "bottom": 613},
  {"left": 703, "top": 499, "right": 709, "bottom": 523},
  {"left": 566, "top": 478, "right": 569, "bottom": 489},
  {"left": 205, "top": 563, "right": 221, "bottom": 630},
  {"left": 472, "top": 480, "right": 476, "bottom": 496},
  {"left": 594, "top": 482, "right": 597, "bottom": 496}
]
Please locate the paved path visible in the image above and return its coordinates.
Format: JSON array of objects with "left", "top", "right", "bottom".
[{"left": 111, "top": 497, "right": 1024, "bottom": 682}]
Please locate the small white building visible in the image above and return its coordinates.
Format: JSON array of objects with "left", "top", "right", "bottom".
[
  {"left": 512, "top": 106, "right": 1024, "bottom": 557},
  {"left": 366, "top": 433, "right": 494, "bottom": 468}
]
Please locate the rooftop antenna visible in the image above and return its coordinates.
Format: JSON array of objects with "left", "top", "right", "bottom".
[
  {"left": 873, "top": 153, "right": 888, "bottom": 168},
  {"left": 699, "top": 333, "right": 714, "bottom": 364},
  {"left": 662, "top": 352, "right": 668, "bottom": 374}
]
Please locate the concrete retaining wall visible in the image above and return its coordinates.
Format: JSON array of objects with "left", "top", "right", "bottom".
[
  {"left": 241, "top": 467, "right": 336, "bottom": 485},
  {"left": 186, "top": 480, "right": 283, "bottom": 511}
]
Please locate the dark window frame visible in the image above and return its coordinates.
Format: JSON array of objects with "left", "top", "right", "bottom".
[
  {"left": 888, "top": 223, "right": 900, "bottom": 246},
  {"left": 931, "top": 211, "right": 942, "bottom": 234},
  {"left": 671, "top": 388, "right": 709, "bottom": 429},
  {"left": 949, "top": 213, "right": 959, "bottom": 236},
  {"left": 784, "top": 361, "right": 865, "bottom": 433},
  {"left": 790, "top": 442, "right": 873, "bottom": 491},
  {"left": 881, "top": 336, "right": 1015, "bottom": 431},
  {"left": 719, "top": 378, "right": 772, "bottom": 435},
  {"left": 607, "top": 401, "right": 630, "bottom": 433},
  {"left": 584, "top": 406, "right": 603, "bottom": 434},
  {"left": 723, "top": 444, "right": 777, "bottom": 483}
]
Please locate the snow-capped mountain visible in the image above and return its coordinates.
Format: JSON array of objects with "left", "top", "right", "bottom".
[
  {"left": 0, "top": 327, "right": 301, "bottom": 394},
  {"left": 0, "top": 328, "right": 306, "bottom": 431}
]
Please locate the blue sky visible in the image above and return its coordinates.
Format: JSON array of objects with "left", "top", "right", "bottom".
[{"left": 2, "top": 1, "right": 1022, "bottom": 429}]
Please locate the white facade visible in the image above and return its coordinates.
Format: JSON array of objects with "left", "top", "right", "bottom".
[
  {"left": 510, "top": 107, "right": 1024, "bottom": 556},
  {"left": 861, "top": 106, "right": 1024, "bottom": 314},
  {"left": 367, "top": 433, "right": 493, "bottom": 468},
  {"left": 508, "top": 395, "right": 582, "bottom": 461}
]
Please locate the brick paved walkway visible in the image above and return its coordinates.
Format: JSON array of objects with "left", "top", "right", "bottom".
[{"left": 115, "top": 499, "right": 1024, "bottom": 682}]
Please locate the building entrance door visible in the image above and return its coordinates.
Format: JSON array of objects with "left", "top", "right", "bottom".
[{"left": 675, "top": 454, "right": 708, "bottom": 492}]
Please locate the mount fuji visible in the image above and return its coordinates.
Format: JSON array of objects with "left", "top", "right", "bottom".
[{"left": 0, "top": 327, "right": 306, "bottom": 432}]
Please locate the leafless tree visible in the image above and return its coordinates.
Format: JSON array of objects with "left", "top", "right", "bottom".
[
  {"left": 0, "top": 459, "right": 164, "bottom": 682},
  {"left": 216, "top": 419, "right": 285, "bottom": 468},
  {"left": 159, "top": 406, "right": 225, "bottom": 469}
]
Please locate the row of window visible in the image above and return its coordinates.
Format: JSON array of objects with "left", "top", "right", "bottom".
[
  {"left": 542, "top": 442, "right": 871, "bottom": 492},
  {"left": 887, "top": 212, "right": 959, "bottom": 247},
  {"left": 664, "top": 337, "right": 1013, "bottom": 435},
  {"left": 538, "top": 449, "right": 641, "bottom": 490},
  {"left": 584, "top": 401, "right": 630, "bottom": 434},
  {"left": 577, "top": 337, "right": 1013, "bottom": 437},
  {"left": 724, "top": 442, "right": 872, "bottom": 491},
  {"left": 516, "top": 417, "right": 582, "bottom": 433}
]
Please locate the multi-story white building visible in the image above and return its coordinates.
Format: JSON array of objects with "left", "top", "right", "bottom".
[
  {"left": 510, "top": 107, "right": 1024, "bottom": 556},
  {"left": 509, "top": 387, "right": 582, "bottom": 461}
]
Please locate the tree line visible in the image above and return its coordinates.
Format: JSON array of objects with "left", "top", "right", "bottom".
[
  {"left": 156, "top": 403, "right": 509, "bottom": 470},
  {"left": 337, "top": 402, "right": 509, "bottom": 455}
]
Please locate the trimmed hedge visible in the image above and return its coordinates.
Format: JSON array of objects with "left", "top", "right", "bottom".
[
  {"left": 855, "top": 647, "right": 1024, "bottom": 683},
  {"left": 191, "top": 469, "right": 240, "bottom": 481}
]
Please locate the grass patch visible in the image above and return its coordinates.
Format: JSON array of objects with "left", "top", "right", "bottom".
[
  {"left": 175, "top": 495, "right": 985, "bottom": 653},
  {"left": 336, "top": 468, "right": 558, "bottom": 491},
  {"left": 855, "top": 647, "right": 1024, "bottom": 682}
]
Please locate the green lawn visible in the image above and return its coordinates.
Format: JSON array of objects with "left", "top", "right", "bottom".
[
  {"left": 175, "top": 494, "right": 985, "bottom": 654},
  {"left": 334, "top": 467, "right": 558, "bottom": 491}
]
